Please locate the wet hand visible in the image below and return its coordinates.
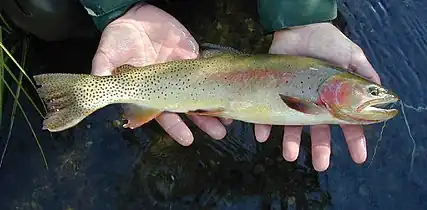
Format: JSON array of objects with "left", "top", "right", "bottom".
[
  {"left": 90, "top": 4, "right": 229, "bottom": 146},
  {"left": 258, "top": 22, "right": 381, "bottom": 171}
]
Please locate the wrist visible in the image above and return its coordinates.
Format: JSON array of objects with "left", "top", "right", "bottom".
[
  {"left": 108, "top": 4, "right": 168, "bottom": 26},
  {"left": 273, "top": 22, "right": 333, "bottom": 39},
  {"left": 270, "top": 22, "right": 334, "bottom": 54},
  {"left": 81, "top": 0, "right": 146, "bottom": 31},
  {"left": 286, "top": 22, "right": 332, "bottom": 30}
]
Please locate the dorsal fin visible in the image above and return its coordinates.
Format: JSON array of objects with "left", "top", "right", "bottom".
[
  {"left": 200, "top": 43, "right": 245, "bottom": 58},
  {"left": 112, "top": 64, "right": 136, "bottom": 75}
]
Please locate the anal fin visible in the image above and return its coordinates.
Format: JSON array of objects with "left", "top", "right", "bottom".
[
  {"left": 279, "top": 94, "right": 325, "bottom": 115},
  {"left": 122, "top": 104, "right": 162, "bottom": 129}
]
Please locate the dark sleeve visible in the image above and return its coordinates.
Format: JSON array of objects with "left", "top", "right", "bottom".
[
  {"left": 257, "top": 0, "right": 337, "bottom": 33},
  {"left": 78, "top": 0, "right": 147, "bottom": 31}
]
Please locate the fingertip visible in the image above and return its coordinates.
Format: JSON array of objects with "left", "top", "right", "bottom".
[
  {"left": 175, "top": 127, "right": 194, "bottom": 146},
  {"left": 340, "top": 125, "right": 367, "bottom": 164},
  {"left": 282, "top": 126, "right": 303, "bottom": 160},
  {"left": 91, "top": 52, "right": 114, "bottom": 76},
  {"left": 309, "top": 125, "right": 331, "bottom": 171},
  {"left": 312, "top": 146, "right": 331, "bottom": 172},
  {"left": 349, "top": 49, "right": 382, "bottom": 85},
  {"left": 156, "top": 112, "right": 194, "bottom": 146},
  {"left": 353, "top": 154, "right": 367, "bottom": 164},
  {"left": 350, "top": 139, "right": 367, "bottom": 164},
  {"left": 373, "top": 74, "right": 382, "bottom": 85},
  {"left": 211, "top": 126, "right": 227, "bottom": 140},
  {"left": 254, "top": 124, "right": 272, "bottom": 143},
  {"left": 282, "top": 141, "right": 299, "bottom": 161}
]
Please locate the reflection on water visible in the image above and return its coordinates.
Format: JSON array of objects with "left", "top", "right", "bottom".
[{"left": 0, "top": 0, "right": 427, "bottom": 209}]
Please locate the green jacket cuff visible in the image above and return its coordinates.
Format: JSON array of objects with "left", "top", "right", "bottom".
[
  {"left": 257, "top": 0, "right": 337, "bottom": 33},
  {"left": 79, "top": 0, "right": 145, "bottom": 31}
]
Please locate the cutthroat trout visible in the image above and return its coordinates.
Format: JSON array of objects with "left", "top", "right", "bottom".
[{"left": 33, "top": 45, "right": 399, "bottom": 132}]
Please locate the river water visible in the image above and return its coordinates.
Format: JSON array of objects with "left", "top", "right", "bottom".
[{"left": 0, "top": 0, "right": 426, "bottom": 209}]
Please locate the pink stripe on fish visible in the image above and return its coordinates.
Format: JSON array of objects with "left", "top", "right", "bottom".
[
  {"left": 208, "top": 70, "right": 296, "bottom": 83},
  {"left": 319, "top": 78, "right": 351, "bottom": 106}
]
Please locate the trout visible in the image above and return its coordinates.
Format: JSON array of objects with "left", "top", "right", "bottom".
[{"left": 33, "top": 45, "right": 399, "bottom": 132}]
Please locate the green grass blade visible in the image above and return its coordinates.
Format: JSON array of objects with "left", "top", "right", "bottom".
[
  {"left": 0, "top": 39, "right": 19, "bottom": 127},
  {"left": 0, "top": 76, "right": 48, "bottom": 169},
  {"left": 0, "top": 28, "right": 4, "bottom": 122},
  {"left": 0, "top": 42, "right": 47, "bottom": 114},
  {"left": 0, "top": 13, "right": 12, "bottom": 32},
  {"left": 0, "top": 37, "right": 48, "bottom": 169},
  {"left": 0, "top": 55, "right": 45, "bottom": 118},
  {"left": 0, "top": 42, "right": 37, "bottom": 90},
  {"left": 0, "top": 37, "right": 33, "bottom": 168},
  {"left": 0, "top": 73, "right": 23, "bottom": 168}
]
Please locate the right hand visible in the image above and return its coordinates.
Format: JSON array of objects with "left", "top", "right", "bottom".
[{"left": 91, "top": 4, "right": 231, "bottom": 146}]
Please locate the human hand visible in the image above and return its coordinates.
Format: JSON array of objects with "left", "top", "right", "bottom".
[
  {"left": 91, "top": 4, "right": 230, "bottom": 146},
  {"left": 257, "top": 22, "right": 381, "bottom": 171}
]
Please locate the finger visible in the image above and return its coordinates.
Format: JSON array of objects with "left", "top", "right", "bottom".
[
  {"left": 282, "top": 126, "right": 303, "bottom": 161},
  {"left": 155, "top": 112, "right": 194, "bottom": 146},
  {"left": 187, "top": 115, "right": 227, "bottom": 140},
  {"left": 349, "top": 45, "right": 381, "bottom": 84},
  {"left": 340, "top": 124, "right": 367, "bottom": 164},
  {"left": 310, "top": 125, "right": 331, "bottom": 172},
  {"left": 172, "top": 41, "right": 199, "bottom": 59},
  {"left": 219, "top": 118, "right": 233, "bottom": 125},
  {"left": 254, "top": 124, "right": 272, "bottom": 142},
  {"left": 91, "top": 51, "right": 115, "bottom": 76}
]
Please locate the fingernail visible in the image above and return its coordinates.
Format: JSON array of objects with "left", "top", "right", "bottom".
[
  {"left": 314, "top": 153, "right": 330, "bottom": 171},
  {"left": 283, "top": 142, "right": 299, "bottom": 161},
  {"left": 175, "top": 129, "right": 193, "bottom": 146},
  {"left": 256, "top": 133, "right": 269, "bottom": 143},
  {"left": 351, "top": 138, "right": 367, "bottom": 163},
  {"left": 209, "top": 124, "right": 226, "bottom": 140}
]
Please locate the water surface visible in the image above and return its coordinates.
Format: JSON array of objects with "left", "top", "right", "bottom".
[{"left": 0, "top": 0, "right": 426, "bottom": 209}]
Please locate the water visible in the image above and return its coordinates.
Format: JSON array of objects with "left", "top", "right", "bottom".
[{"left": 0, "top": 0, "right": 426, "bottom": 209}]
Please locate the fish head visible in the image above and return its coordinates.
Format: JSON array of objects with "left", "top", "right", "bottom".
[{"left": 318, "top": 71, "right": 399, "bottom": 124}]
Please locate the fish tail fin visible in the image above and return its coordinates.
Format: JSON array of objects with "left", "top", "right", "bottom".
[{"left": 33, "top": 73, "right": 103, "bottom": 132}]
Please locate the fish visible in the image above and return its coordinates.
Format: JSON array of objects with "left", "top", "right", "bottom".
[{"left": 33, "top": 44, "right": 399, "bottom": 132}]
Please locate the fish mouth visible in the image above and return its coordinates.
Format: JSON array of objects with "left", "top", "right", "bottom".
[{"left": 357, "top": 96, "right": 400, "bottom": 115}]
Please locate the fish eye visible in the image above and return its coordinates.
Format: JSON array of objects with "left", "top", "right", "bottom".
[{"left": 368, "top": 86, "right": 380, "bottom": 96}]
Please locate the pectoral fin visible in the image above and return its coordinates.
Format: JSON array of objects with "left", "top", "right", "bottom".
[
  {"left": 187, "top": 108, "right": 225, "bottom": 117},
  {"left": 279, "top": 94, "right": 325, "bottom": 115},
  {"left": 122, "top": 104, "right": 162, "bottom": 129}
]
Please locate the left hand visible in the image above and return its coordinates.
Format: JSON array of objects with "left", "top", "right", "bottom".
[
  {"left": 256, "top": 22, "right": 381, "bottom": 171},
  {"left": 90, "top": 4, "right": 230, "bottom": 146}
]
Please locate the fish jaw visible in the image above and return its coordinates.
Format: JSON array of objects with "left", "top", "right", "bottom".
[{"left": 318, "top": 71, "right": 400, "bottom": 124}]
